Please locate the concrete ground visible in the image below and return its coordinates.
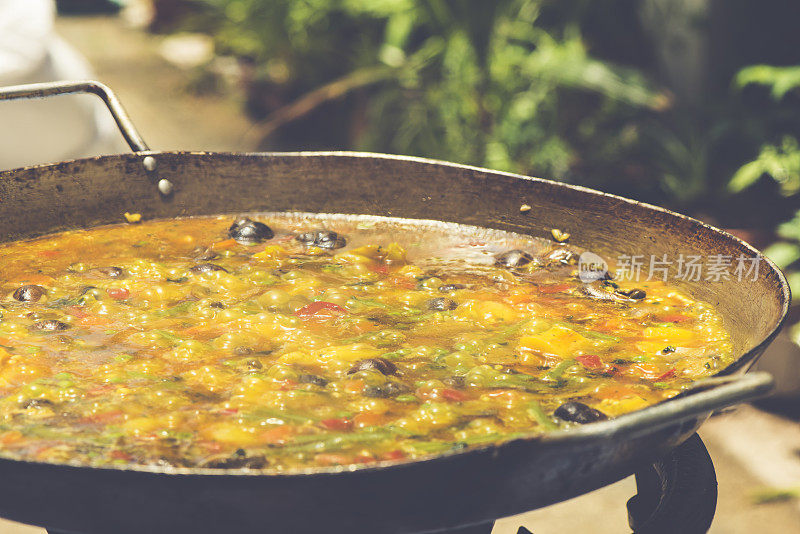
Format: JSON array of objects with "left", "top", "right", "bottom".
[{"left": 0, "top": 13, "right": 798, "bottom": 534}]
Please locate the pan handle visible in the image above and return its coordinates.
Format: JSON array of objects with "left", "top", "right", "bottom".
[
  {"left": 0, "top": 80, "right": 149, "bottom": 153},
  {"left": 599, "top": 371, "right": 774, "bottom": 437}
]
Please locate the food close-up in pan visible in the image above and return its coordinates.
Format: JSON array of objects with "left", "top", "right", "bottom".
[{"left": 0, "top": 214, "right": 736, "bottom": 470}]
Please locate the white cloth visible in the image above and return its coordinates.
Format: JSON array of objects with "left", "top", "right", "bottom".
[{"left": 0, "top": 0, "right": 124, "bottom": 170}]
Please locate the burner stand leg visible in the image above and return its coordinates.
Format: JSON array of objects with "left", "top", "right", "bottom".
[{"left": 627, "top": 433, "right": 718, "bottom": 534}]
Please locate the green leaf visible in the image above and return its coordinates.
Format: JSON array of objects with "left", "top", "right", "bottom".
[
  {"left": 790, "top": 322, "right": 800, "bottom": 346},
  {"left": 736, "top": 64, "right": 800, "bottom": 100},
  {"left": 729, "top": 160, "right": 767, "bottom": 193},
  {"left": 729, "top": 137, "right": 800, "bottom": 196},
  {"left": 776, "top": 210, "right": 800, "bottom": 241},
  {"left": 786, "top": 272, "right": 800, "bottom": 304},
  {"left": 763, "top": 242, "right": 800, "bottom": 269}
]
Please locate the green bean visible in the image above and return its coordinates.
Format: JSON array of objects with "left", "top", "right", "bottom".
[
  {"left": 155, "top": 301, "right": 194, "bottom": 317},
  {"left": 546, "top": 358, "right": 577, "bottom": 380},
  {"left": 153, "top": 330, "right": 183, "bottom": 343},
  {"left": 553, "top": 321, "right": 620, "bottom": 342},
  {"left": 242, "top": 409, "right": 317, "bottom": 424},
  {"left": 278, "top": 430, "right": 396, "bottom": 453},
  {"left": 527, "top": 401, "right": 559, "bottom": 431}
]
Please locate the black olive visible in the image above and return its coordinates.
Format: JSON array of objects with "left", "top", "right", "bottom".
[
  {"left": 209, "top": 301, "right": 225, "bottom": 309},
  {"left": 245, "top": 359, "right": 263, "bottom": 370},
  {"left": 298, "top": 374, "right": 329, "bottom": 387},
  {"left": 438, "top": 284, "right": 465, "bottom": 292},
  {"left": 152, "top": 456, "right": 192, "bottom": 468},
  {"left": 348, "top": 358, "right": 398, "bottom": 376},
  {"left": 554, "top": 402, "right": 607, "bottom": 424},
  {"left": 78, "top": 286, "right": 104, "bottom": 302},
  {"left": 427, "top": 297, "right": 458, "bottom": 311},
  {"left": 190, "top": 263, "right": 228, "bottom": 274},
  {"left": 229, "top": 217, "right": 274, "bottom": 245},
  {"left": 362, "top": 385, "right": 387, "bottom": 398},
  {"left": 20, "top": 398, "right": 53, "bottom": 409},
  {"left": 96, "top": 266, "right": 125, "bottom": 278},
  {"left": 495, "top": 250, "right": 533, "bottom": 268},
  {"left": 544, "top": 247, "right": 579, "bottom": 265},
  {"left": 194, "top": 248, "right": 218, "bottom": 261},
  {"left": 383, "top": 382, "right": 410, "bottom": 396},
  {"left": 30, "top": 320, "right": 71, "bottom": 331},
  {"left": 580, "top": 283, "right": 632, "bottom": 303},
  {"left": 186, "top": 389, "right": 224, "bottom": 403},
  {"left": 296, "top": 230, "right": 346, "bottom": 250},
  {"left": 443, "top": 376, "right": 466, "bottom": 389},
  {"left": 201, "top": 450, "right": 268, "bottom": 469},
  {"left": 662, "top": 346, "right": 676, "bottom": 354},
  {"left": 616, "top": 288, "right": 646, "bottom": 300},
  {"left": 362, "top": 381, "right": 410, "bottom": 398},
  {"left": 233, "top": 346, "right": 253, "bottom": 356},
  {"left": 13, "top": 285, "right": 45, "bottom": 302}
]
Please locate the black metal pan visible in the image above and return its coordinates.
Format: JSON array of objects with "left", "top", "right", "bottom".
[{"left": 0, "top": 81, "right": 789, "bottom": 534}]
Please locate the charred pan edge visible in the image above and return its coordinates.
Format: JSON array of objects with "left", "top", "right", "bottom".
[{"left": 0, "top": 150, "right": 789, "bottom": 478}]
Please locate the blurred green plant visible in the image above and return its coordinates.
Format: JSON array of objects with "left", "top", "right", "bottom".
[
  {"left": 729, "top": 65, "right": 800, "bottom": 197},
  {"left": 763, "top": 210, "right": 800, "bottom": 306},
  {"left": 728, "top": 62, "right": 800, "bottom": 345},
  {"left": 729, "top": 136, "right": 800, "bottom": 196},
  {"left": 185, "top": 0, "right": 667, "bottom": 179},
  {"left": 736, "top": 64, "right": 800, "bottom": 101}
]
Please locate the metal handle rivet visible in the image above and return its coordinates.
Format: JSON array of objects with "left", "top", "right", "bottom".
[
  {"left": 158, "top": 178, "right": 174, "bottom": 196},
  {"left": 143, "top": 156, "right": 157, "bottom": 172}
]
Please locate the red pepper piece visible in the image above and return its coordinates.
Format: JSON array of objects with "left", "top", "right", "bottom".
[
  {"left": 368, "top": 264, "right": 389, "bottom": 275},
  {"left": 440, "top": 388, "right": 469, "bottom": 402},
  {"left": 277, "top": 379, "right": 298, "bottom": 391},
  {"left": 319, "top": 417, "right": 353, "bottom": 432},
  {"left": 538, "top": 283, "right": 572, "bottom": 294},
  {"left": 576, "top": 354, "right": 603, "bottom": 369},
  {"left": 661, "top": 313, "right": 690, "bottom": 323},
  {"left": 295, "top": 301, "right": 347, "bottom": 318},
  {"left": 385, "top": 276, "right": 416, "bottom": 289},
  {"left": 656, "top": 368, "right": 676, "bottom": 381},
  {"left": 110, "top": 450, "right": 132, "bottom": 461},
  {"left": 107, "top": 288, "right": 130, "bottom": 300},
  {"left": 67, "top": 306, "right": 89, "bottom": 319},
  {"left": 315, "top": 453, "right": 351, "bottom": 466},
  {"left": 83, "top": 410, "right": 124, "bottom": 425},
  {"left": 382, "top": 450, "right": 407, "bottom": 461}
]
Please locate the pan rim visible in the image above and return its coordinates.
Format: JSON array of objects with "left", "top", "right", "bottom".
[{"left": 0, "top": 150, "right": 790, "bottom": 477}]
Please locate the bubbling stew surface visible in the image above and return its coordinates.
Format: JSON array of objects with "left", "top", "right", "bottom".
[{"left": 0, "top": 214, "right": 733, "bottom": 470}]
